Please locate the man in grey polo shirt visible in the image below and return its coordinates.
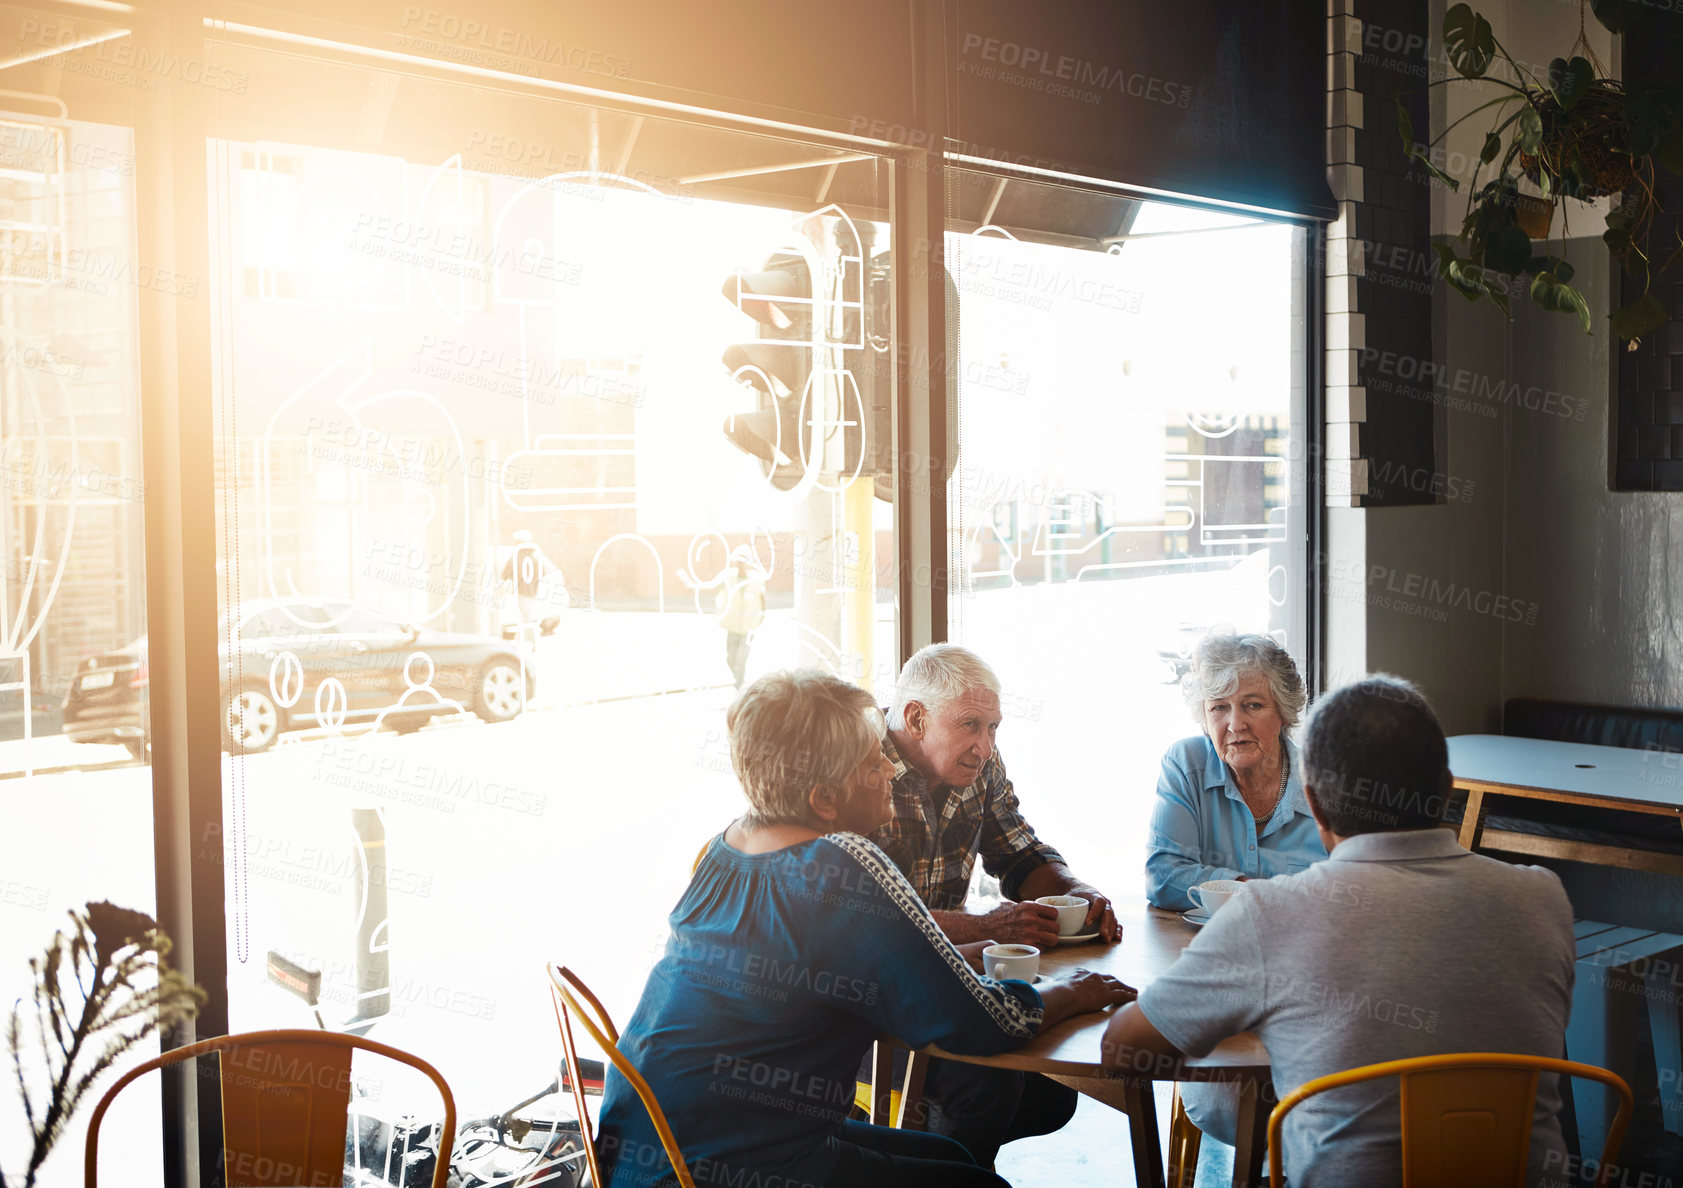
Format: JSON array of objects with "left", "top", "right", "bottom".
[{"left": 1102, "top": 676, "right": 1575, "bottom": 1187}]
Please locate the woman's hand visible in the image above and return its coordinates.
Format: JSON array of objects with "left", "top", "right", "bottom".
[
  {"left": 1033, "top": 968, "right": 1138, "bottom": 1032},
  {"left": 954, "top": 939, "right": 998, "bottom": 973},
  {"left": 1061, "top": 968, "right": 1137, "bottom": 1013}
]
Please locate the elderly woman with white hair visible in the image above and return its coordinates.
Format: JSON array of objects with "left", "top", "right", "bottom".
[
  {"left": 1145, "top": 631, "right": 1326, "bottom": 912},
  {"left": 1144, "top": 632, "right": 1326, "bottom": 1161}
]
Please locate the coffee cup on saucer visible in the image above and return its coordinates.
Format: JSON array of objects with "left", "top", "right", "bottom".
[
  {"left": 1189, "top": 879, "right": 1245, "bottom": 917},
  {"left": 982, "top": 943, "right": 1040, "bottom": 982},
  {"left": 1034, "top": 894, "right": 1091, "bottom": 936}
]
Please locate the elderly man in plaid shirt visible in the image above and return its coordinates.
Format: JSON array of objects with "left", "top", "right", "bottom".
[{"left": 866, "top": 642, "right": 1120, "bottom": 1165}]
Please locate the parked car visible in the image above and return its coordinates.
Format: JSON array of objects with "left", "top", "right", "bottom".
[{"left": 62, "top": 598, "right": 535, "bottom": 756}]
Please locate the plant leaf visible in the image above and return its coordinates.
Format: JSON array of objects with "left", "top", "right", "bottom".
[
  {"left": 1481, "top": 131, "right": 1502, "bottom": 164},
  {"left": 1488, "top": 223, "right": 1534, "bottom": 275},
  {"left": 1657, "top": 126, "right": 1683, "bottom": 177},
  {"left": 1549, "top": 57, "right": 1595, "bottom": 111},
  {"left": 1591, "top": 0, "right": 1647, "bottom": 34},
  {"left": 1531, "top": 273, "right": 1593, "bottom": 334},
  {"left": 1557, "top": 260, "right": 1575, "bottom": 283},
  {"left": 1394, "top": 90, "right": 1415, "bottom": 148},
  {"left": 1516, "top": 105, "right": 1544, "bottom": 154},
  {"left": 1394, "top": 94, "right": 1463, "bottom": 191},
  {"left": 1444, "top": 4, "right": 1495, "bottom": 79},
  {"left": 1609, "top": 294, "right": 1669, "bottom": 341},
  {"left": 1625, "top": 90, "right": 1665, "bottom": 156}
]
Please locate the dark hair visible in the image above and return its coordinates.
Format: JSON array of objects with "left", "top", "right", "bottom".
[{"left": 1300, "top": 676, "right": 1452, "bottom": 835}]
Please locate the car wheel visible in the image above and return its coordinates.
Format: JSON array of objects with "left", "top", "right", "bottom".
[
  {"left": 473, "top": 659, "right": 526, "bottom": 723},
  {"left": 222, "top": 684, "right": 283, "bottom": 753}
]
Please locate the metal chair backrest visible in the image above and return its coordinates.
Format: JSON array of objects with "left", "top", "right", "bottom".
[
  {"left": 548, "top": 964, "right": 696, "bottom": 1188},
  {"left": 85, "top": 1027, "right": 456, "bottom": 1188},
  {"left": 1267, "top": 1051, "right": 1633, "bottom": 1188}
]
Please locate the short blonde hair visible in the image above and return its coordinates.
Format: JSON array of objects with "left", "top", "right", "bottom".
[
  {"left": 890, "top": 643, "right": 1001, "bottom": 730},
  {"left": 727, "top": 669, "right": 879, "bottom": 827},
  {"left": 1181, "top": 632, "right": 1307, "bottom": 729}
]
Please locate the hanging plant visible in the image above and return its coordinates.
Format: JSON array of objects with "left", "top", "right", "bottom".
[{"left": 1396, "top": 1, "right": 1683, "bottom": 345}]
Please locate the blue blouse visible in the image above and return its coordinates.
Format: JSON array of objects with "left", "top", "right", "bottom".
[
  {"left": 1145, "top": 734, "right": 1328, "bottom": 911},
  {"left": 598, "top": 830, "right": 1044, "bottom": 1188}
]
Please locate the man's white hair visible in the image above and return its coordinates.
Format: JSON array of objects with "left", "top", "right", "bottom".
[{"left": 890, "top": 643, "right": 1002, "bottom": 729}]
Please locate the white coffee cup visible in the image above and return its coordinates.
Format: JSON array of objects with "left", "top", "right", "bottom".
[
  {"left": 982, "top": 943, "right": 1040, "bottom": 982},
  {"left": 1189, "top": 879, "right": 1245, "bottom": 917},
  {"left": 1035, "top": 894, "right": 1091, "bottom": 936}
]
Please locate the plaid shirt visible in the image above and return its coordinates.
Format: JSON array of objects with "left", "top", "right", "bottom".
[{"left": 866, "top": 726, "right": 1065, "bottom": 911}]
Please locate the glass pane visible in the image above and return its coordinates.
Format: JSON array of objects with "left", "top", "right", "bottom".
[
  {"left": 0, "top": 110, "right": 158, "bottom": 1186},
  {"left": 944, "top": 169, "right": 1308, "bottom": 902},
  {"left": 205, "top": 41, "right": 894, "bottom": 1182}
]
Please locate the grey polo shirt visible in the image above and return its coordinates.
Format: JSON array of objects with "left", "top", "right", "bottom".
[{"left": 1137, "top": 828, "right": 1575, "bottom": 1188}]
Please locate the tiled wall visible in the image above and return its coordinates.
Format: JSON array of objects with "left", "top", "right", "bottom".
[{"left": 1326, "top": 0, "right": 1436, "bottom": 507}]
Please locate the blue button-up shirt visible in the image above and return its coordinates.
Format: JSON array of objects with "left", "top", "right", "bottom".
[{"left": 1145, "top": 733, "right": 1328, "bottom": 910}]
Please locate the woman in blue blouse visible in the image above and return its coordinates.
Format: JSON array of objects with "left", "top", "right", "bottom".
[
  {"left": 1144, "top": 631, "right": 1327, "bottom": 1157},
  {"left": 599, "top": 669, "right": 1133, "bottom": 1188},
  {"left": 1146, "top": 632, "right": 1326, "bottom": 912}
]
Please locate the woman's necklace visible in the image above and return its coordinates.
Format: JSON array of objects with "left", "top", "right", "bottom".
[{"left": 1253, "top": 748, "right": 1290, "bottom": 825}]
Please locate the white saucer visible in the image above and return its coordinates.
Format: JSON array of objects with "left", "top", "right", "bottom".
[
  {"left": 1181, "top": 908, "right": 1212, "bottom": 927},
  {"left": 1057, "top": 930, "right": 1102, "bottom": 945}
]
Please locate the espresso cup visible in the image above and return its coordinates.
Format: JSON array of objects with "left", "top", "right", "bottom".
[
  {"left": 1189, "top": 879, "right": 1245, "bottom": 917},
  {"left": 982, "top": 943, "right": 1040, "bottom": 982},
  {"left": 1035, "top": 894, "right": 1091, "bottom": 936}
]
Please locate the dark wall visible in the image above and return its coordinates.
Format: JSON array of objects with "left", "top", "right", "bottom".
[
  {"left": 948, "top": 0, "right": 1334, "bottom": 217},
  {"left": 224, "top": 0, "right": 1335, "bottom": 218}
]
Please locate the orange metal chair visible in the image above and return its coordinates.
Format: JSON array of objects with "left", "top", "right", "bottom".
[
  {"left": 548, "top": 964, "right": 696, "bottom": 1188},
  {"left": 1267, "top": 1052, "right": 1633, "bottom": 1188},
  {"left": 84, "top": 1028, "right": 456, "bottom": 1188}
]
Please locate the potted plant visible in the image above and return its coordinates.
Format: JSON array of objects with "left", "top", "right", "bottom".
[
  {"left": 1396, "top": 1, "right": 1683, "bottom": 343},
  {"left": 2, "top": 902, "right": 204, "bottom": 1188}
]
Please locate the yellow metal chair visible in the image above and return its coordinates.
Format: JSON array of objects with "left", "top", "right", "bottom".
[
  {"left": 1166, "top": 1083, "right": 1203, "bottom": 1188},
  {"left": 84, "top": 1028, "right": 456, "bottom": 1188},
  {"left": 1267, "top": 1052, "right": 1633, "bottom": 1188},
  {"left": 549, "top": 964, "right": 696, "bottom": 1188}
]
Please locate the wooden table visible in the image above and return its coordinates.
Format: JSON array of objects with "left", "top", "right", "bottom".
[
  {"left": 1448, "top": 734, "right": 1683, "bottom": 875},
  {"left": 882, "top": 897, "right": 1271, "bottom": 1188}
]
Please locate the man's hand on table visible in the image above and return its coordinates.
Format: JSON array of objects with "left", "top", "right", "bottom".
[
  {"left": 1015, "top": 864, "right": 1122, "bottom": 944},
  {"left": 1065, "top": 882, "right": 1121, "bottom": 944},
  {"left": 975, "top": 900, "right": 1063, "bottom": 950}
]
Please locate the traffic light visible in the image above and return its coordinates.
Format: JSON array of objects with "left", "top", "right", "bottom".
[
  {"left": 839, "top": 255, "right": 957, "bottom": 502},
  {"left": 721, "top": 253, "right": 815, "bottom": 491},
  {"left": 839, "top": 256, "right": 893, "bottom": 500}
]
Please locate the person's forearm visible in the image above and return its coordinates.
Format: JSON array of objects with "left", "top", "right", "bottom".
[
  {"left": 1146, "top": 853, "right": 1245, "bottom": 911},
  {"left": 1033, "top": 981, "right": 1097, "bottom": 1032},
  {"left": 1100, "top": 1003, "right": 1184, "bottom": 1074},
  {"left": 1015, "top": 862, "right": 1080, "bottom": 902},
  {"left": 930, "top": 908, "right": 991, "bottom": 944}
]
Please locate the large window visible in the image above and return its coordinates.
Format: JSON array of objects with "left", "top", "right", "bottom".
[
  {"left": 0, "top": 21, "right": 1320, "bottom": 1187},
  {"left": 202, "top": 42, "right": 896, "bottom": 1179},
  {"left": 0, "top": 111, "right": 160, "bottom": 1185},
  {"left": 944, "top": 170, "right": 1311, "bottom": 902}
]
